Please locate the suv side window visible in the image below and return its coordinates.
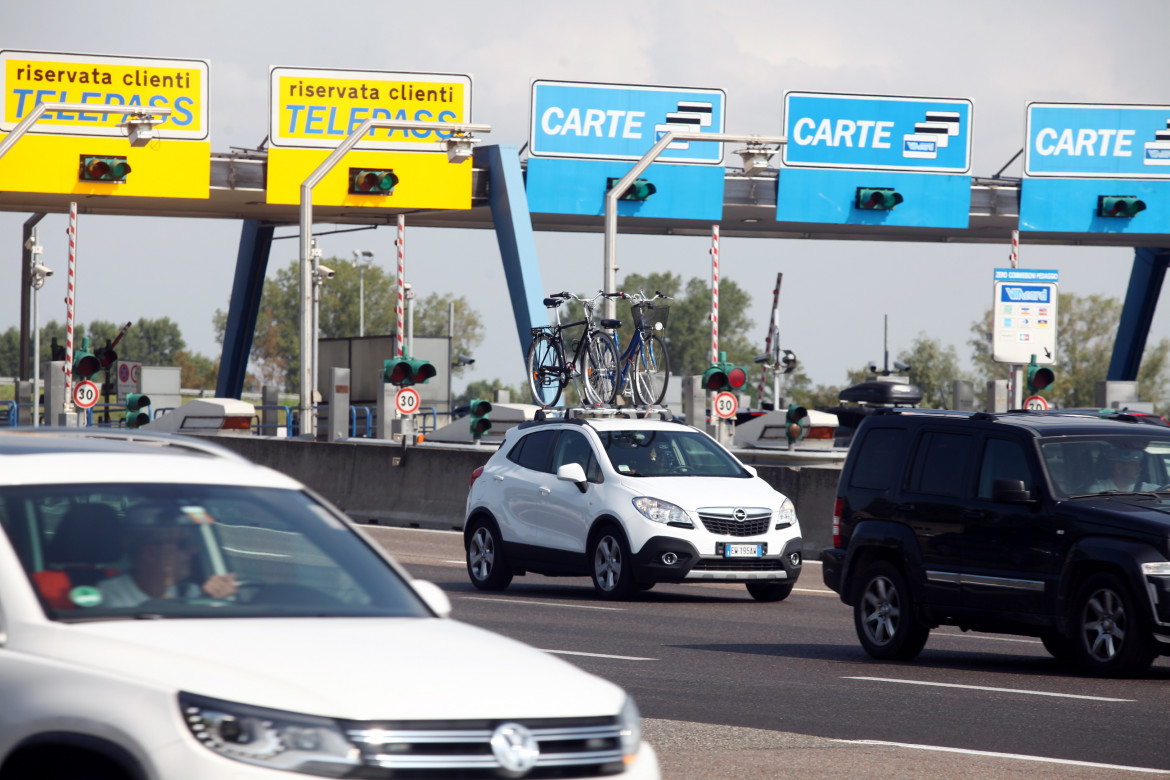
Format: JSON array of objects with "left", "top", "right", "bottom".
[
  {"left": 977, "top": 438, "right": 1035, "bottom": 499},
  {"left": 849, "top": 427, "right": 910, "bottom": 490},
  {"left": 511, "top": 429, "right": 559, "bottom": 473},
  {"left": 907, "top": 431, "right": 973, "bottom": 497},
  {"left": 552, "top": 431, "right": 602, "bottom": 483}
]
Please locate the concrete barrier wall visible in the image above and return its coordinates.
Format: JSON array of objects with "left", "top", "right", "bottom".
[{"left": 213, "top": 437, "right": 842, "bottom": 560}]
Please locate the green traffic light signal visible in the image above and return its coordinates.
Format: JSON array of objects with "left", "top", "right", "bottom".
[
  {"left": 1026, "top": 355, "right": 1054, "bottom": 394},
  {"left": 468, "top": 398, "right": 492, "bottom": 440},
  {"left": 785, "top": 403, "right": 808, "bottom": 445},
  {"left": 349, "top": 168, "right": 398, "bottom": 195},
  {"left": 701, "top": 352, "right": 748, "bottom": 391},
  {"left": 73, "top": 336, "right": 101, "bottom": 380},
  {"left": 607, "top": 177, "right": 656, "bottom": 201},
  {"left": 855, "top": 187, "right": 903, "bottom": 210},
  {"left": 1097, "top": 195, "right": 1146, "bottom": 218},
  {"left": 79, "top": 155, "right": 131, "bottom": 182},
  {"left": 125, "top": 393, "right": 151, "bottom": 429}
]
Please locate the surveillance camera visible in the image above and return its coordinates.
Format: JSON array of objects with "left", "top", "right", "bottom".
[
  {"left": 32, "top": 264, "right": 53, "bottom": 278},
  {"left": 753, "top": 354, "right": 770, "bottom": 364},
  {"left": 317, "top": 264, "right": 335, "bottom": 279}
]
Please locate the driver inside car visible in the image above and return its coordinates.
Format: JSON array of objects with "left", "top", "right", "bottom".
[
  {"left": 97, "top": 505, "right": 237, "bottom": 608},
  {"left": 1087, "top": 447, "right": 1161, "bottom": 494}
]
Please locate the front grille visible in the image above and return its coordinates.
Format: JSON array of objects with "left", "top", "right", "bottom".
[
  {"left": 344, "top": 716, "right": 627, "bottom": 778},
  {"left": 697, "top": 507, "right": 772, "bottom": 537},
  {"left": 691, "top": 557, "right": 789, "bottom": 572}
]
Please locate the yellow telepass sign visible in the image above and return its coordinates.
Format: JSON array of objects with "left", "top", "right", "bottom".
[
  {"left": 269, "top": 67, "right": 472, "bottom": 150},
  {"left": 1, "top": 50, "right": 208, "bottom": 138}
]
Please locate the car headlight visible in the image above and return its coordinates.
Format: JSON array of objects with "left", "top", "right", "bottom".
[
  {"left": 632, "top": 496, "right": 693, "bottom": 527},
  {"left": 776, "top": 498, "right": 798, "bottom": 530},
  {"left": 180, "top": 692, "right": 359, "bottom": 776},
  {"left": 1141, "top": 561, "right": 1170, "bottom": 576},
  {"left": 618, "top": 696, "right": 643, "bottom": 763}
]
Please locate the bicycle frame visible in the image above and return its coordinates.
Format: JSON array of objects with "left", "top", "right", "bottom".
[{"left": 530, "top": 295, "right": 600, "bottom": 404}]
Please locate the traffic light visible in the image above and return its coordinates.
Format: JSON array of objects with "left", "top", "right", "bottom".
[
  {"left": 855, "top": 187, "right": 903, "bottom": 210},
  {"left": 95, "top": 342, "right": 118, "bottom": 371},
  {"left": 607, "top": 177, "right": 656, "bottom": 201},
  {"left": 1097, "top": 195, "right": 1146, "bottom": 218},
  {"left": 124, "top": 393, "right": 151, "bottom": 429},
  {"left": 469, "top": 399, "right": 492, "bottom": 440},
  {"left": 701, "top": 352, "right": 748, "bottom": 391},
  {"left": 780, "top": 349, "right": 797, "bottom": 374},
  {"left": 79, "top": 155, "right": 131, "bottom": 182},
  {"left": 383, "top": 356, "right": 436, "bottom": 387},
  {"left": 349, "top": 168, "right": 398, "bottom": 195},
  {"left": 785, "top": 404, "right": 809, "bottom": 446},
  {"left": 1026, "top": 355, "right": 1054, "bottom": 394},
  {"left": 73, "top": 336, "right": 101, "bottom": 380}
]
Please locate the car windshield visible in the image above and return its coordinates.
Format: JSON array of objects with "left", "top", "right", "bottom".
[
  {"left": 1, "top": 483, "right": 430, "bottom": 621},
  {"left": 1040, "top": 435, "right": 1170, "bottom": 497},
  {"left": 597, "top": 429, "right": 748, "bottom": 478}
]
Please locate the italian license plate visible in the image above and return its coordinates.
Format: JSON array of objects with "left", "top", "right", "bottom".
[{"left": 722, "top": 543, "right": 763, "bottom": 558}]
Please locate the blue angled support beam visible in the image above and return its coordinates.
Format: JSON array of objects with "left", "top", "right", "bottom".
[
  {"left": 476, "top": 144, "right": 546, "bottom": 365},
  {"left": 216, "top": 220, "right": 275, "bottom": 398},
  {"left": 1108, "top": 247, "right": 1170, "bottom": 381}
]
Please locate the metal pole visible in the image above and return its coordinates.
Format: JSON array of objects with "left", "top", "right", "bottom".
[
  {"left": 64, "top": 203, "right": 77, "bottom": 414},
  {"left": 447, "top": 301, "right": 455, "bottom": 422},
  {"left": 359, "top": 265, "right": 365, "bottom": 338},
  {"left": 30, "top": 222, "right": 43, "bottom": 427},
  {"left": 0, "top": 102, "right": 172, "bottom": 161},
  {"left": 297, "top": 119, "right": 490, "bottom": 437},
  {"left": 602, "top": 131, "right": 785, "bottom": 320}
]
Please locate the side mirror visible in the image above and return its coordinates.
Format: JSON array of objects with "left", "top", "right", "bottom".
[
  {"left": 411, "top": 580, "right": 451, "bottom": 618},
  {"left": 992, "top": 478, "right": 1033, "bottom": 504},
  {"left": 557, "top": 462, "right": 589, "bottom": 492},
  {"left": 741, "top": 464, "right": 758, "bottom": 478}
]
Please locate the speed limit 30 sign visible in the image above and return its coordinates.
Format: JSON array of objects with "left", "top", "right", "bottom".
[
  {"left": 395, "top": 387, "right": 421, "bottom": 415},
  {"left": 713, "top": 391, "right": 738, "bottom": 419},
  {"left": 73, "top": 380, "right": 100, "bottom": 409}
]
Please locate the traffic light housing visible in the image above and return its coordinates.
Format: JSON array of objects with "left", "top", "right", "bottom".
[
  {"left": 349, "top": 168, "right": 398, "bottom": 195},
  {"left": 1026, "top": 355, "right": 1054, "bottom": 394},
  {"left": 855, "top": 187, "right": 903, "bottom": 210},
  {"left": 79, "top": 155, "right": 131, "bottom": 182},
  {"left": 607, "top": 177, "right": 656, "bottom": 201},
  {"left": 73, "top": 336, "right": 101, "bottom": 380},
  {"left": 469, "top": 399, "right": 492, "bottom": 440},
  {"left": 96, "top": 343, "right": 118, "bottom": 370},
  {"left": 125, "top": 393, "right": 151, "bottom": 429},
  {"left": 785, "top": 404, "right": 809, "bottom": 446},
  {"left": 383, "top": 356, "right": 436, "bottom": 387},
  {"left": 701, "top": 352, "right": 748, "bottom": 391},
  {"left": 780, "top": 349, "right": 797, "bottom": 375},
  {"left": 1097, "top": 195, "right": 1146, "bottom": 218}
]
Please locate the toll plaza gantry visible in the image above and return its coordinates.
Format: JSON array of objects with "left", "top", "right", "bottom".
[{"left": 2, "top": 50, "right": 1169, "bottom": 430}]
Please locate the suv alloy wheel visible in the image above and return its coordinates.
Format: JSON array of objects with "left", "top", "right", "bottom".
[
  {"left": 466, "top": 518, "right": 514, "bottom": 591},
  {"left": 853, "top": 560, "right": 930, "bottom": 660},
  {"left": 1072, "top": 572, "right": 1158, "bottom": 678},
  {"left": 591, "top": 526, "right": 635, "bottom": 600}
]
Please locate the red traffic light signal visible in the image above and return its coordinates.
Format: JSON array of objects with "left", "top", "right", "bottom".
[{"left": 79, "top": 155, "right": 131, "bottom": 182}]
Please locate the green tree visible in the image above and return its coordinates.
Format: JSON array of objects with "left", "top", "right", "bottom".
[
  {"left": 897, "top": 333, "right": 971, "bottom": 409},
  {"left": 968, "top": 291, "right": 1170, "bottom": 410},
  {"left": 87, "top": 318, "right": 186, "bottom": 366},
  {"left": 412, "top": 292, "right": 484, "bottom": 379},
  {"left": 456, "top": 378, "right": 526, "bottom": 407}
]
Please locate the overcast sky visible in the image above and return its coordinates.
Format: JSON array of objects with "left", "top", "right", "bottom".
[{"left": 4, "top": 0, "right": 1170, "bottom": 394}]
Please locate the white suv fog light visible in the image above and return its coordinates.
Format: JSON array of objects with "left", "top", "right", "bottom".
[
  {"left": 789, "top": 552, "right": 801, "bottom": 566},
  {"left": 661, "top": 552, "right": 678, "bottom": 565}
]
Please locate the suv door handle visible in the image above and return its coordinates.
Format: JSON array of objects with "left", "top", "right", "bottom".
[
  {"left": 895, "top": 503, "right": 916, "bottom": 512},
  {"left": 539, "top": 487, "right": 551, "bottom": 495},
  {"left": 492, "top": 475, "right": 504, "bottom": 482}
]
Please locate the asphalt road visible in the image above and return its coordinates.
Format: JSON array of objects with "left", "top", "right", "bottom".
[{"left": 365, "top": 525, "right": 1170, "bottom": 779}]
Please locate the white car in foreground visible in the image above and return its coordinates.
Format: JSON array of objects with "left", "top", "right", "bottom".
[
  {"left": 464, "top": 411, "right": 804, "bottom": 600},
  {"left": 0, "top": 429, "right": 657, "bottom": 780}
]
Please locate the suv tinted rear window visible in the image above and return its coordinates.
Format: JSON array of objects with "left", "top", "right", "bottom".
[
  {"left": 908, "top": 431, "right": 973, "bottom": 497},
  {"left": 849, "top": 427, "right": 909, "bottom": 490}
]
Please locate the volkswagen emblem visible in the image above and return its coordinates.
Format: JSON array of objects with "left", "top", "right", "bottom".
[
  {"left": 733, "top": 507, "right": 747, "bottom": 522},
  {"left": 490, "top": 722, "right": 539, "bottom": 777}
]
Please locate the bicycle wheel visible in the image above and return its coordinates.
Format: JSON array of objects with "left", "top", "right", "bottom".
[
  {"left": 526, "top": 331, "right": 564, "bottom": 407},
  {"left": 582, "top": 332, "right": 619, "bottom": 405},
  {"left": 632, "top": 333, "right": 670, "bottom": 406}
]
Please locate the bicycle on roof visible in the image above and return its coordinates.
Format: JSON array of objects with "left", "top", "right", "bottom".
[
  {"left": 604, "top": 290, "right": 672, "bottom": 407},
  {"left": 526, "top": 290, "right": 623, "bottom": 407}
]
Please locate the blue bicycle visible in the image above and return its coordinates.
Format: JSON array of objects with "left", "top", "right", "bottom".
[{"left": 608, "top": 290, "right": 672, "bottom": 406}]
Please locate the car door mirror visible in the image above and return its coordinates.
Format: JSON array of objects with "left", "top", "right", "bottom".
[
  {"left": 742, "top": 464, "right": 758, "bottom": 478},
  {"left": 411, "top": 580, "right": 451, "bottom": 618},
  {"left": 992, "top": 478, "right": 1033, "bottom": 503},
  {"left": 557, "top": 463, "right": 589, "bottom": 492}
]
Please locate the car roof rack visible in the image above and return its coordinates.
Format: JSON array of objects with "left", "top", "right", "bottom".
[
  {"left": 870, "top": 408, "right": 977, "bottom": 419},
  {"left": 532, "top": 405, "right": 675, "bottom": 422}
]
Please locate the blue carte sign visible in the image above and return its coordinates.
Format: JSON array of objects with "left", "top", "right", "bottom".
[
  {"left": 782, "top": 92, "right": 973, "bottom": 174},
  {"left": 529, "top": 80, "right": 726, "bottom": 164},
  {"left": 1025, "top": 102, "right": 1170, "bottom": 178}
]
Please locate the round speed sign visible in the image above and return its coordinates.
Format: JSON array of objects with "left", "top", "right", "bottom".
[
  {"left": 73, "top": 380, "right": 99, "bottom": 409},
  {"left": 713, "top": 391, "right": 738, "bottom": 420},
  {"left": 395, "top": 387, "right": 421, "bottom": 415},
  {"left": 1023, "top": 395, "right": 1049, "bottom": 411}
]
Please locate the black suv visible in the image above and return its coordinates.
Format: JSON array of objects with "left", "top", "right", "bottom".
[{"left": 822, "top": 409, "right": 1170, "bottom": 677}]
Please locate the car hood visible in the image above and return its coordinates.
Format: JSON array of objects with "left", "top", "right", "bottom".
[
  {"left": 612, "top": 474, "right": 785, "bottom": 511},
  {"left": 20, "top": 617, "right": 626, "bottom": 720},
  {"left": 1062, "top": 494, "right": 1170, "bottom": 536}
]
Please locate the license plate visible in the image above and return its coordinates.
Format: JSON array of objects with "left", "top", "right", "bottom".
[{"left": 722, "top": 543, "right": 763, "bottom": 558}]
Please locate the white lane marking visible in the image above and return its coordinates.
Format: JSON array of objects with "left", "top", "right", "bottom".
[
  {"left": 844, "top": 676, "right": 1134, "bottom": 702},
  {"left": 794, "top": 587, "right": 835, "bottom": 595},
  {"left": 444, "top": 560, "right": 465, "bottom": 564},
  {"left": 462, "top": 596, "right": 623, "bottom": 611},
  {"left": 542, "top": 649, "right": 658, "bottom": 661},
  {"left": 843, "top": 739, "right": 1169, "bottom": 774}
]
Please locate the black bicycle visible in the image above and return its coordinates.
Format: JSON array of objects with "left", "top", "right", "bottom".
[{"left": 527, "top": 291, "right": 622, "bottom": 407}]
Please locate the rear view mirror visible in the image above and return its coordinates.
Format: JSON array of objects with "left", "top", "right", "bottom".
[
  {"left": 557, "top": 463, "right": 589, "bottom": 492},
  {"left": 993, "top": 478, "right": 1033, "bottom": 503}
]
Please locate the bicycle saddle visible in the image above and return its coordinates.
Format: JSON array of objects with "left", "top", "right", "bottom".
[{"left": 600, "top": 318, "right": 622, "bottom": 329}]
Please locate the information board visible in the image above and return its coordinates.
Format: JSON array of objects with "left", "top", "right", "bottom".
[
  {"left": 1025, "top": 102, "right": 1170, "bottom": 178},
  {"left": 991, "top": 268, "right": 1059, "bottom": 365}
]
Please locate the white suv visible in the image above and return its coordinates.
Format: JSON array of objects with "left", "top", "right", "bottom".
[
  {"left": 464, "top": 412, "right": 803, "bottom": 600},
  {"left": 0, "top": 429, "right": 657, "bottom": 780}
]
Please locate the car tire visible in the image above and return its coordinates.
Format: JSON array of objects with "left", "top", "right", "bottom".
[
  {"left": 466, "top": 519, "right": 513, "bottom": 591},
  {"left": 1041, "top": 631, "right": 1076, "bottom": 663},
  {"left": 746, "top": 581, "right": 794, "bottom": 602},
  {"left": 853, "top": 560, "right": 930, "bottom": 661},
  {"left": 1070, "top": 572, "right": 1157, "bottom": 678},
  {"left": 590, "top": 527, "right": 636, "bottom": 600}
]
